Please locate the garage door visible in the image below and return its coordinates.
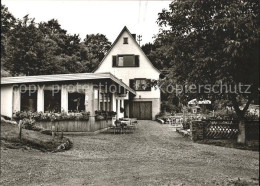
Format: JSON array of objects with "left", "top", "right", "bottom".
[{"left": 129, "top": 101, "right": 152, "bottom": 120}]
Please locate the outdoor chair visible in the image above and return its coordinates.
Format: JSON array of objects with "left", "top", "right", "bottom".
[
  {"left": 110, "top": 117, "right": 116, "bottom": 134},
  {"left": 111, "top": 118, "right": 122, "bottom": 134},
  {"left": 120, "top": 119, "right": 131, "bottom": 134},
  {"left": 130, "top": 118, "right": 138, "bottom": 130},
  {"left": 127, "top": 121, "right": 135, "bottom": 133},
  {"left": 169, "top": 117, "right": 176, "bottom": 125}
]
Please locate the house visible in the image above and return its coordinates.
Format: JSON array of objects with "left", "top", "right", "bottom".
[
  {"left": 1, "top": 72, "right": 135, "bottom": 117},
  {"left": 188, "top": 99, "right": 212, "bottom": 113},
  {"left": 0, "top": 26, "right": 161, "bottom": 122},
  {"left": 94, "top": 26, "right": 161, "bottom": 120}
]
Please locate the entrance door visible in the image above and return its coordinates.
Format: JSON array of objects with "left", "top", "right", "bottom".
[{"left": 130, "top": 101, "right": 152, "bottom": 120}]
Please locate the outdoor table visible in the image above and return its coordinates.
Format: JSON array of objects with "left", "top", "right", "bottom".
[
  {"left": 120, "top": 119, "right": 135, "bottom": 133},
  {"left": 120, "top": 120, "right": 131, "bottom": 127}
]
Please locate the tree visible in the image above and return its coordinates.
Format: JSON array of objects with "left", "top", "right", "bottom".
[
  {"left": 157, "top": 0, "right": 259, "bottom": 143},
  {"left": 2, "top": 15, "right": 89, "bottom": 75},
  {"left": 38, "top": 19, "right": 87, "bottom": 73},
  {"left": 3, "top": 15, "right": 61, "bottom": 75},
  {"left": 38, "top": 19, "right": 81, "bottom": 56},
  {"left": 141, "top": 42, "right": 172, "bottom": 70},
  {"left": 1, "top": 5, "right": 112, "bottom": 75},
  {"left": 1, "top": 4, "right": 16, "bottom": 76},
  {"left": 82, "top": 34, "right": 111, "bottom": 71}
]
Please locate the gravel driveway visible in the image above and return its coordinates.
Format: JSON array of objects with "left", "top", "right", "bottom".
[{"left": 1, "top": 121, "right": 259, "bottom": 185}]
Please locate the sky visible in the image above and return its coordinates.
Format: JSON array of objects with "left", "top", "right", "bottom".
[{"left": 2, "top": 0, "right": 171, "bottom": 45}]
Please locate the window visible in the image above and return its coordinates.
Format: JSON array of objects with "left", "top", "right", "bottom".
[
  {"left": 112, "top": 55, "right": 139, "bottom": 67},
  {"left": 68, "top": 92, "right": 85, "bottom": 112},
  {"left": 44, "top": 90, "right": 61, "bottom": 113},
  {"left": 99, "top": 93, "right": 111, "bottom": 111},
  {"left": 123, "top": 37, "right": 128, "bottom": 44},
  {"left": 129, "top": 79, "right": 151, "bottom": 91},
  {"left": 21, "top": 90, "right": 37, "bottom": 112}
]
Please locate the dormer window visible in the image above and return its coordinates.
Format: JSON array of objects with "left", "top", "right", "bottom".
[{"left": 123, "top": 37, "right": 128, "bottom": 44}]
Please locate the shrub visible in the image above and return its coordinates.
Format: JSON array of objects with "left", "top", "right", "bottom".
[
  {"left": 22, "top": 118, "right": 38, "bottom": 130},
  {"left": 41, "top": 130, "right": 52, "bottom": 135},
  {"left": 244, "top": 112, "right": 259, "bottom": 121},
  {"left": 95, "top": 115, "right": 105, "bottom": 121},
  {"left": 108, "top": 111, "right": 117, "bottom": 116},
  {"left": 182, "top": 121, "right": 190, "bottom": 130},
  {"left": 13, "top": 111, "right": 91, "bottom": 123},
  {"left": 161, "top": 101, "right": 181, "bottom": 113},
  {"left": 120, "top": 107, "right": 124, "bottom": 113},
  {"left": 94, "top": 110, "right": 117, "bottom": 120}
]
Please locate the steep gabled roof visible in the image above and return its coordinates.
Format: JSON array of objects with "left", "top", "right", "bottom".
[{"left": 93, "top": 26, "right": 161, "bottom": 73}]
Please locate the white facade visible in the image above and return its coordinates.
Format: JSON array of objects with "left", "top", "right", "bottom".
[
  {"left": 94, "top": 27, "right": 161, "bottom": 119},
  {"left": 0, "top": 73, "right": 135, "bottom": 119},
  {"left": 0, "top": 85, "right": 13, "bottom": 118}
]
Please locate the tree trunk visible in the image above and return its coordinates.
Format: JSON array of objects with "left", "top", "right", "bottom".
[
  {"left": 231, "top": 95, "right": 252, "bottom": 144},
  {"left": 237, "top": 119, "right": 246, "bottom": 144}
]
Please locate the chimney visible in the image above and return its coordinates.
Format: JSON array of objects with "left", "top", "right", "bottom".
[{"left": 131, "top": 34, "right": 136, "bottom": 40}]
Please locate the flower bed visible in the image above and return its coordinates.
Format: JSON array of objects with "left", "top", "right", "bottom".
[
  {"left": 95, "top": 110, "right": 116, "bottom": 121},
  {"left": 13, "top": 111, "right": 90, "bottom": 122},
  {"left": 12, "top": 111, "right": 113, "bottom": 132},
  {"left": 13, "top": 111, "right": 90, "bottom": 131}
]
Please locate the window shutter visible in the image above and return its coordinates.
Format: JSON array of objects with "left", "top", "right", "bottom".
[
  {"left": 129, "top": 79, "right": 135, "bottom": 90},
  {"left": 135, "top": 55, "right": 139, "bottom": 67},
  {"left": 112, "top": 56, "right": 117, "bottom": 67},
  {"left": 146, "top": 79, "right": 152, "bottom": 91}
]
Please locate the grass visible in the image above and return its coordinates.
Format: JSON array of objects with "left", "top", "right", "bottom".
[
  {"left": 1, "top": 120, "right": 72, "bottom": 152},
  {"left": 197, "top": 139, "right": 259, "bottom": 151}
]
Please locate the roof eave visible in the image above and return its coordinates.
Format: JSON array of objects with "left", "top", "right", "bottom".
[
  {"left": 0, "top": 72, "right": 136, "bottom": 95},
  {"left": 93, "top": 26, "right": 161, "bottom": 74}
]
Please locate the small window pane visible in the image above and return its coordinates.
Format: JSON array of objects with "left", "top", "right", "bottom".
[
  {"left": 21, "top": 90, "right": 37, "bottom": 112},
  {"left": 133, "top": 79, "right": 151, "bottom": 91},
  {"left": 141, "top": 80, "right": 147, "bottom": 90},
  {"left": 124, "top": 55, "right": 135, "bottom": 66},
  {"left": 44, "top": 90, "right": 61, "bottom": 113},
  {"left": 118, "top": 57, "right": 124, "bottom": 66},
  {"left": 135, "top": 80, "right": 139, "bottom": 90},
  {"left": 68, "top": 92, "right": 85, "bottom": 112}
]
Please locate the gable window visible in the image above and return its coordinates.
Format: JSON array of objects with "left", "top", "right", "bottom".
[
  {"left": 112, "top": 55, "right": 139, "bottom": 67},
  {"left": 129, "top": 79, "right": 151, "bottom": 91},
  {"left": 123, "top": 37, "right": 128, "bottom": 44}
]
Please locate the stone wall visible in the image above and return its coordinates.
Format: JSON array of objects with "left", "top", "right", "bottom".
[{"left": 190, "top": 121, "right": 205, "bottom": 141}]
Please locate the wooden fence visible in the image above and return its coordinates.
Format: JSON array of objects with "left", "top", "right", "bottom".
[
  {"left": 203, "top": 120, "right": 239, "bottom": 139},
  {"left": 191, "top": 119, "right": 259, "bottom": 141},
  {"left": 35, "top": 119, "right": 112, "bottom": 132}
]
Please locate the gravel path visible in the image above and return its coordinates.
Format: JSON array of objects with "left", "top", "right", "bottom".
[{"left": 1, "top": 121, "right": 259, "bottom": 185}]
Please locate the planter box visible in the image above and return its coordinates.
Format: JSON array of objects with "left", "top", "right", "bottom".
[{"left": 35, "top": 119, "right": 112, "bottom": 132}]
